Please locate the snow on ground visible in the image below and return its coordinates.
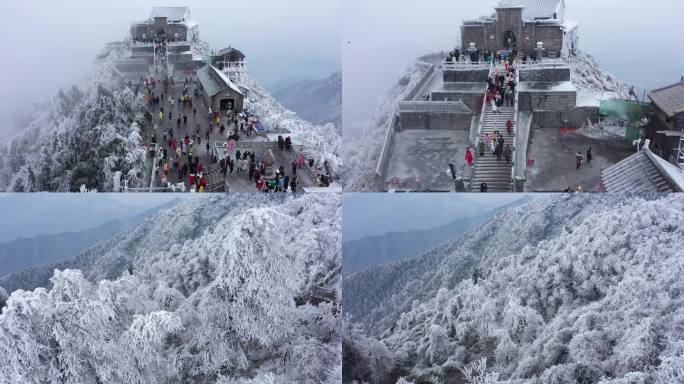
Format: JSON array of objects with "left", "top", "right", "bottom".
[
  {"left": 570, "top": 51, "right": 632, "bottom": 106},
  {"left": 238, "top": 74, "right": 342, "bottom": 177}
]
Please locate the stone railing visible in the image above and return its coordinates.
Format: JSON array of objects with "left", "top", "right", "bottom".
[
  {"left": 511, "top": 68, "right": 521, "bottom": 191},
  {"left": 374, "top": 113, "right": 399, "bottom": 190},
  {"left": 516, "top": 58, "right": 570, "bottom": 70},
  {"left": 398, "top": 101, "right": 471, "bottom": 114},
  {"left": 403, "top": 64, "right": 435, "bottom": 102},
  {"left": 442, "top": 60, "right": 491, "bottom": 71}
]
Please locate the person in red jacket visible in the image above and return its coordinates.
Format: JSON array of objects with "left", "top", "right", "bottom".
[
  {"left": 465, "top": 147, "right": 474, "bottom": 166},
  {"left": 506, "top": 119, "right": 514, "bottom": 135},
  {"left": 256, "top": 177, "right": 266, "bottom": 191},
  {"left": 188, "top": 174, "right": 196, "bottom": 188},
  {"left": 199, "top": 175, "right": 207, "bottom": 190}
]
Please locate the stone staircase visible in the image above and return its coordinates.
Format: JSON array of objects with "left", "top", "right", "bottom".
[
  {"left": 472, "top": 103, "right": 515, "bottom": 192},
  {"left": 205, "top": 162, "right": 225, "bottom": 192}
]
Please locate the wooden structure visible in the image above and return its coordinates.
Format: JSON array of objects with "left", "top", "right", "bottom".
[{"left": 648, "top": 79, "right": 684, "bottom": 167}]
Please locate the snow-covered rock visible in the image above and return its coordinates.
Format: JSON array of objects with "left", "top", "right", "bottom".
[{"left": 570, "top": 51, "right": 632, "bottom": 107}]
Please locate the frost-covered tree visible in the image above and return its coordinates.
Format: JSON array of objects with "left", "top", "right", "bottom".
[
  {"left": 344, "top": 194, "right": 684, "bottom": 383},
  {"left": 0, "top": 194, "right": 342, "bottom": 383}
]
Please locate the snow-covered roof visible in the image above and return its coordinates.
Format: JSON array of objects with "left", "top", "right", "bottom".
[
  {"left": 218, "top": 47, "right": 246, "bottom": 59},
  {"left": 646, "top": 148, "right": 684, "bottom": 191},
  {"left": 648, "top": 80, "right": 684, "bottom": 118},
  {"left": 497, "top": 0, "right": 564, "bottom": 21},
  {"left": 150, "top": 7, "right": 191, "bottom": 23},
  {"left": 197, "top": 65, "right": 244, "bottom": 98},
  {"left": 563, "top": 19, "right": 579, "bottom": 32},
  {"left": 601, "top": 145, "right": 683, "bottom": 192}
]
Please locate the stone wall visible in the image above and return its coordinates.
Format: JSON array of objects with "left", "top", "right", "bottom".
[
  {"left": 399, "top": 112, "right": 472, "bottom": 131},
  {"left": 519, "top": 68, "right": 571, "bottom": 82},
  {"left": 531, "top": 24, "right": 564, "bottom": 57},
  {"left": 461, "top": 24, "right": 487, "bottom": 52},
  {"left": 461, "top": 16, "right": 564, "bottom": 56},
  {"left": 431, "top": 92, "right": 483, "bottom": 111},
  {"left": 519, "top": 91, "right": 577, "bottom": 112},
  {"left": 443, "top": 69, "right": 490, "bottom": 83},
  {"left": 496, "top": 8, "right": 523, "bottom": 50},
  {"left": 529, "top": 106, "right": 597, "bottom": 129}
]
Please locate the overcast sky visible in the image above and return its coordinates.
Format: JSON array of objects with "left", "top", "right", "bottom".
[
  {"left": 0, "top": 194, "right": 192, "bottom": 243},
  {"left": 0, "top": 0, "right": 341, "bottom": 135},
  {"left": 343, "top": 0, "right": 684, "bottom": 130},
  {"left": 343, "top": 193, "right": 529, "bottom": 242}
]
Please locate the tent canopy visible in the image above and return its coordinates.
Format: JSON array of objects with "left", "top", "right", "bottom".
[{"left": 599, "top": 99, "right": 651, "bottom": 122}]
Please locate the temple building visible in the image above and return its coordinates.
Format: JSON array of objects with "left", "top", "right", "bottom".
[
  {"left": 215, "top": 47, "right": 247, "bottom": 82},
  {"left": 131, "top": 7, "right": 200, "bottom": 42},
  {"left": 461, "top": 0, "right": 579, "bottom": 58},
  {"left": 197, "top": 65, "right": 245, "bottom": 113}
]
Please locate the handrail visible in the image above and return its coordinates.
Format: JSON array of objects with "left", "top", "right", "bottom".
[
  {"left": 442, "top": 59, "right": 491, "bottom": 71},
  {"left": 516, "top": 58, "right": 570, "bottom": 70},
  {"left": 149, "top": 143, "right": 159, "bottom": 192},
  {"left": 375, "top": 112, "right": 398, "bottom": 177},
  {"left": 476, "top": 61, "right": 495, "bottom": 142},
  {"left": 511, "top": 65, "right": 521, "bottom": 191},
  {"left": 469, "top": 61, "right": 495, "bottom": 189}
]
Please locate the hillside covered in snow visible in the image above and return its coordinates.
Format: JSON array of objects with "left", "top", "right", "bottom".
[
  {"left": 272, "top": 71, "right": 343, "bottom": 133},
  {"left": 342, "top": 194, "right": 684, "bottom": 384},
  {"left": 0, "top": 39, "right": 341, "bottom": 192},
  {"left": 570, "top": 52, "right": 632, "bottom": 107},
  {"left": 0, "top": 194, "right": 342, "bottom": 383},
  {"left": 0, "top": 46, "right": 147, "bottom": 192}
]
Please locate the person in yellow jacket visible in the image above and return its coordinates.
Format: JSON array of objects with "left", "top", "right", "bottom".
[{"left": 159, "top": 111, "right": 164, "bottom": 122}]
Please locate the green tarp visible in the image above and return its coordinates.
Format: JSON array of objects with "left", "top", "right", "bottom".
[
  {"left": 599, "top": 100, "right": 652, "bottom": 142},
  {"left": 599, "top": 100, "right": 651, "bottom": 121}
]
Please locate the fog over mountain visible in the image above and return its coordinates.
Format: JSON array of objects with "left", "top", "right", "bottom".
[
  {"left": 0, "top": 198, "right": 179, "bottom": 278},
  {"left": 342, "top": 197, "right": 528, "bottom": 275},
  {"left": 272, "top": 72, "right": 342, "bottom": 132}
]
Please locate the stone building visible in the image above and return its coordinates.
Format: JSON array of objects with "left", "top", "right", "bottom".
[
  {"left": 647, "top": 79, "right": 684, "bottom": 166},
  {"left": 197, "top": 65, "right": 245, "bottom": 113},
  {"left": 461, "top": 0, "right": 579, "bottom": 58},
  {"left": 131, "top": 7, "right": 199, "bottom": 42}
]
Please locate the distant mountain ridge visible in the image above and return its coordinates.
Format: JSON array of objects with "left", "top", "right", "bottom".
[
  {"left": 0, "top": 198, "right": 180, "bottom": 278},
  {"left": 342, "top": 198, "right": 528, "bottom": 276},
  {"left": 271, "top": 71, "right": 342, "bottom": 132}
]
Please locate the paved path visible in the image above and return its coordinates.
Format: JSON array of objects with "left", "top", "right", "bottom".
[{"left": 142, "top": 66, "right": 316, "bottom": 192}]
